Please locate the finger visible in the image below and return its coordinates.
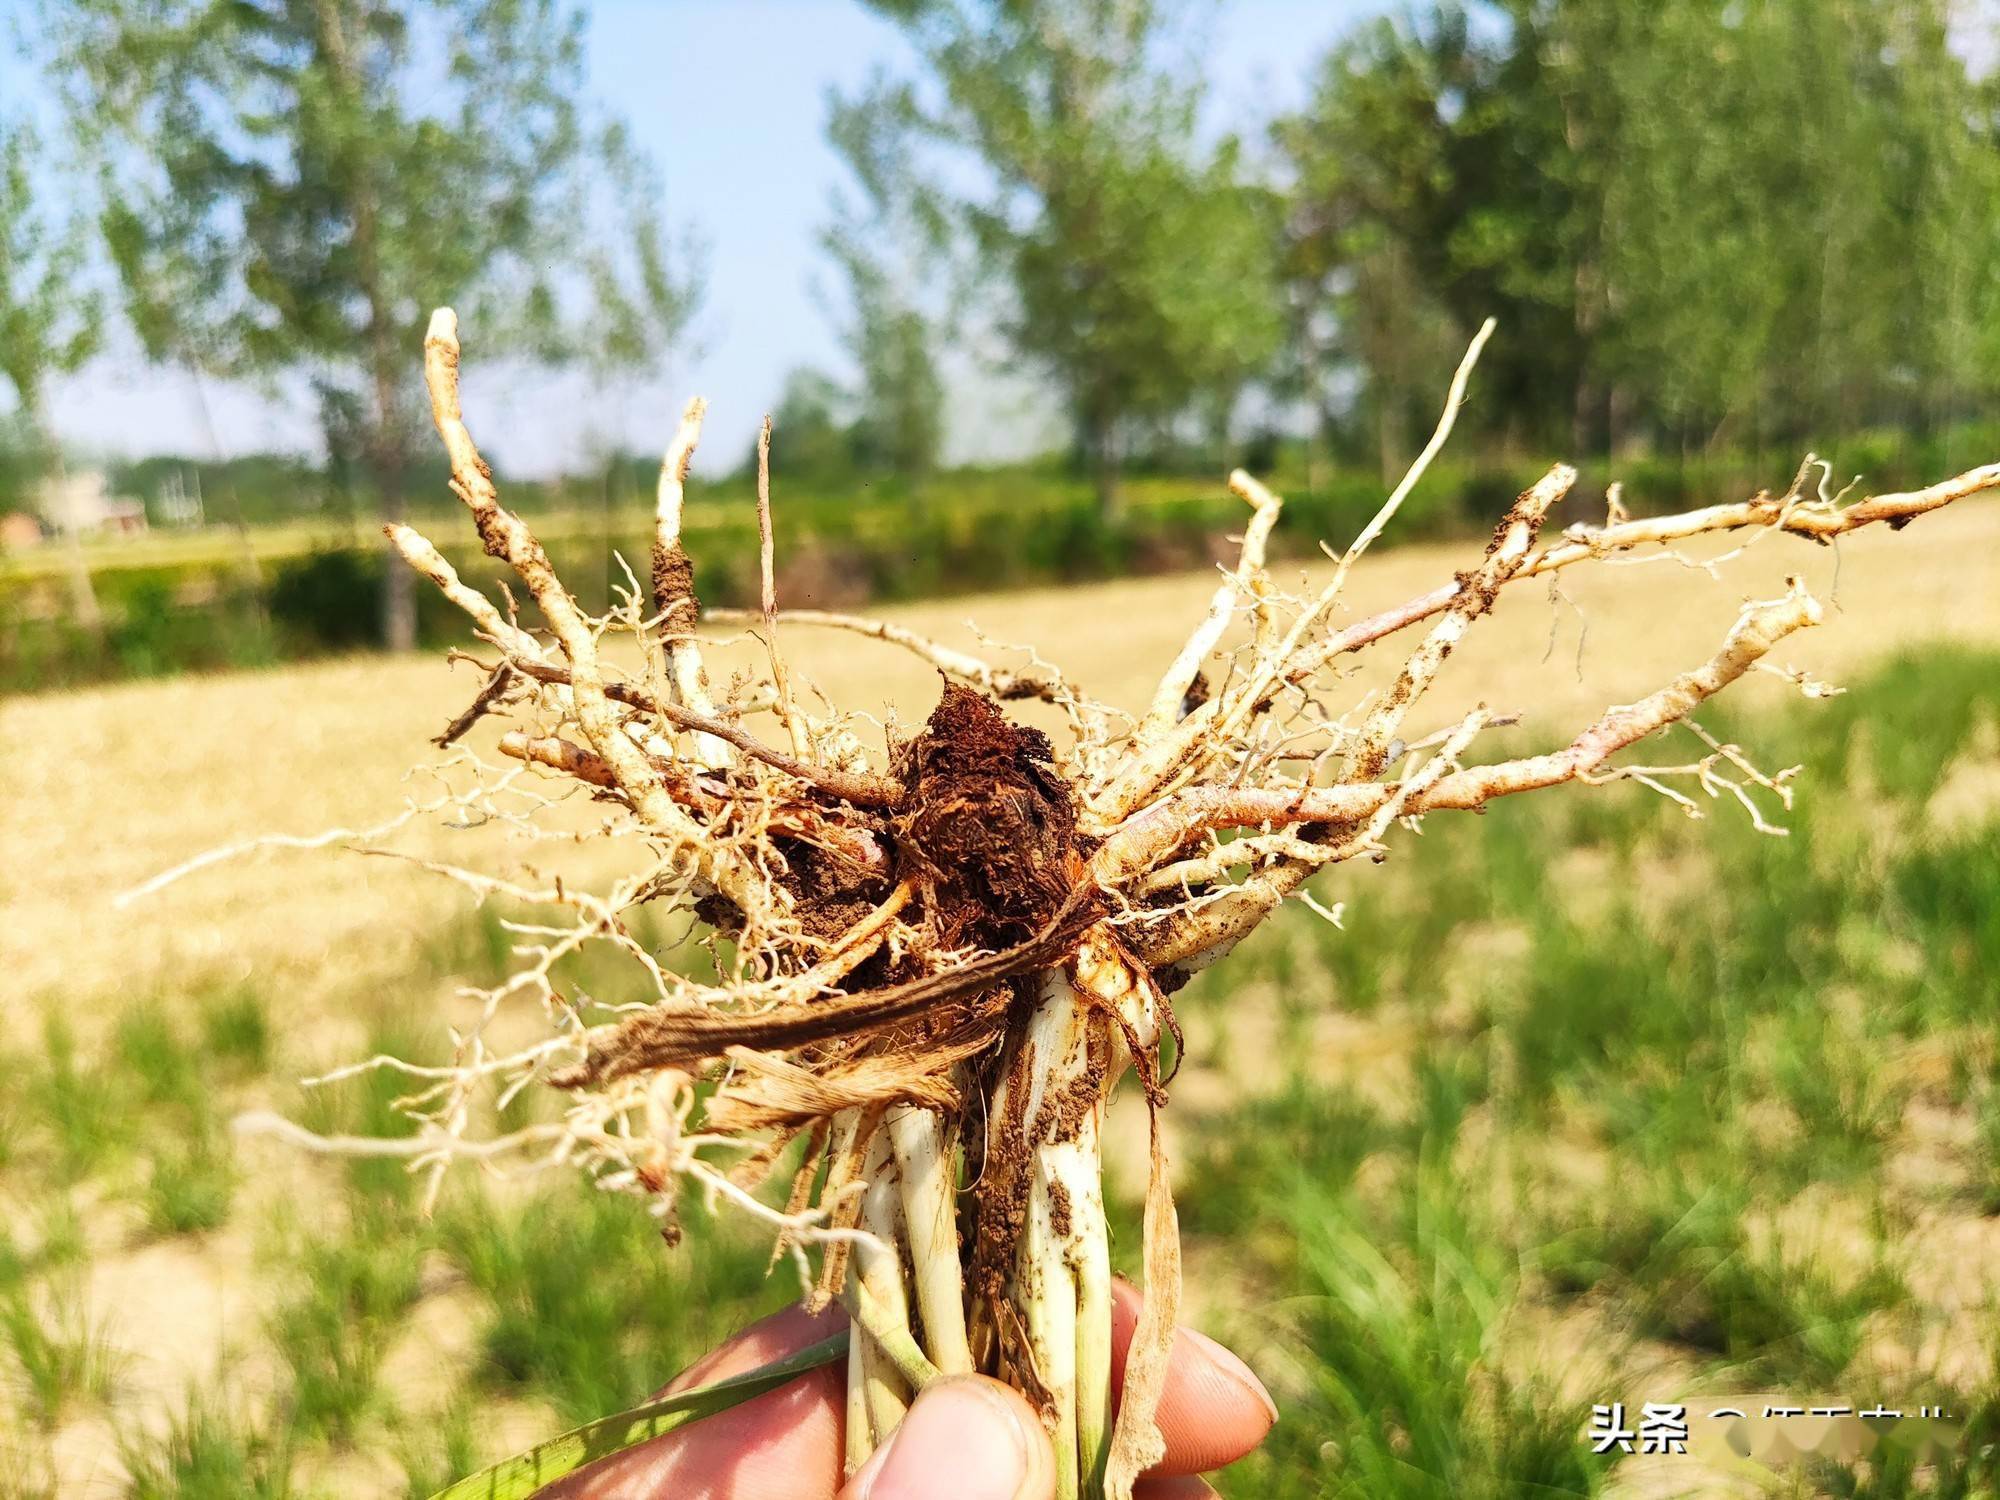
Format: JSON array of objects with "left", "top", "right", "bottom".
[
  {"left": 1134, "top": 1477, "right": 1221, "bottom": 1500},
  {"left": 528, "top": 1282, "right": 1275, "bottom": 1499},
  {"left": 533, "top": 1301, "right": 848, "bottom": 1500},
  {"left": 838, "top": 1374, "right": 1054, "bottom": 1500},
  {"left": 1110, "top": 1280, "right": 1277, "bottom": 1477}
]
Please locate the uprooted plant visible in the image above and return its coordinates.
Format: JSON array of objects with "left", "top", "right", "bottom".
[{"left": 135, "top": 309, "right": 1997, "bottom": 1498}]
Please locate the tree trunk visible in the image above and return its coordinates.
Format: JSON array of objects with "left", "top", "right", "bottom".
[
  {"left": 26, "top": 390, "right": 105, "bottom": 645},
  {"left": 357, "top": 150, "right": 415, "bottom": 653},
  {"left": 317, "top": 0, "right": 415, "bottom": 653},
  {"left": 1084, "top": 411, "right": 1123, "bottom": 524},
  {"left": 1570, "top": 369, "right": 1598, "bottom": 465},
  {"left": 1376, "top": 391, "right": 1406, "bottom": 489},
  {"left": 376, "top": 438, "right": 415, "bottom": 651}
]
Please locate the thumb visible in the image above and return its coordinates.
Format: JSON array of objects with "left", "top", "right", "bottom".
[{"left": 838, "top": 1375, "right": 1055, "bottom": 1500}]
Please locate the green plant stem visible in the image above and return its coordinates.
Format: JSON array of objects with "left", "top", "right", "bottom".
[
  {"left": 888, "top": 1103, "right": 975, "bottom": 1374},
  {"left": 852, "top": 1130, "right": 914, "bottom": 1441}
]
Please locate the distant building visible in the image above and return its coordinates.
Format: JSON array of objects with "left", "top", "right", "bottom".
[
  {"left": 37, "top": 470, "right": 150, "bottom": 538},
  {"left": 0, "top": 511, "right": 44, "bottom": 552}
]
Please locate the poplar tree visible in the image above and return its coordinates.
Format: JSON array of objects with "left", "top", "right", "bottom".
[{"left": 39, "top": 0, "right": 699, "bottom": 647}]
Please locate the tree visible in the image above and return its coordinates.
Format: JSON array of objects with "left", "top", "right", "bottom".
[
  {"left": 762, "top": 366, "right": 863, "bottom": 485},
  {"left": 1272, "top": 41, "right": 1464, "bottom": 482},
  {"left": 832, "top": 0, "right": 1282, "bottom": 518},
  {"left": 820, "top": 209, "right": 944, "bottom": 482},
  {"left": 822, "top": 224, "right": 945, "bottom": 482},
  {"left": 1590, "top": 0, "right": 2000, "bottom": 445},
  {"left": 0, "top": 113, "right": 100, "bottom": 439},
  {"left": 1278, "top": 0, "right": 2000, "bottom": 462},
  {"left": 0, "top": 112, "right": 103, "bottom": 629},
  {"left": 812, "top": 97, "right": 947, "bottom": 485},
  {"left": 37, "top": 0, "right": 700, "bottom": 649},
  {"left": 1277, "top": 6, "right": 1601, "bottom": 453}
]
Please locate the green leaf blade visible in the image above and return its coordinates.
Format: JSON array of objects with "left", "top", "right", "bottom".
[{"left": 428, "top": 1330, "right": 850, "bottom": 1500}]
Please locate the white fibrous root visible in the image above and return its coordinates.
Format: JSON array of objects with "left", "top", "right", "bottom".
[{"left": 136, "top": 307, "right": 1998, "bottom": 1499}]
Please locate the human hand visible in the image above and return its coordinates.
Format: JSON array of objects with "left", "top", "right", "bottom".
[{"left": 532, "top": 1279, "right": 1276, "bottom": 1499}]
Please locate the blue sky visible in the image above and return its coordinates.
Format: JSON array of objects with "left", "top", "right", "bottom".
[{"left": 2, "top": 1, "right": 1383, "bottom": 476}]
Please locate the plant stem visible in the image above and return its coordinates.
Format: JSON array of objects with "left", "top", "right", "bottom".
[
  {"left": 888, "top": 1104, "right": 974, "bottom": 1374},
  {"left": 844, "top": 1330, "right": 872, "bottom": 1477},
  {"left": 1064, "top": 1106, "right": 1113, "bottom": 1499},
  {"left": 832, "top": 1112, "right": 872, "bottom": 1472},
  {"left": 1007, "top": 967, "right": 1114, "bottom": 1500},
  {"left": 1022, "top": 1172, "right": 1080, "bottom": 1500},
  {"left": 845, "top": 1126, "right": 945, "bottom": 1442}
]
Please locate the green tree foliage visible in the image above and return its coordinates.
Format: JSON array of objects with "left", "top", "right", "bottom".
[
  {"left": 35, "top": 0, "right": 700, "bottom": 647},
  {"left": 761, "top": 367, "right": 865, "bottom": 485},
  {"left": 0, "top": 113, "right": 100, "bottom": 437},
  {"left": 1593, "top": 0, "right": 2000, "bottom": 441},
  {"left": 1278, "top": 0, "right": 2000, "bottom": 466},
  {"left": 833, "top": 0, "right": 1283, "bottom": 517},
  {"left": 852, "top": 302, "right": 943, "bottom": 478},
  {"left": 792, "top": 99, "right": 949, "bottom": 486},
  {"left": 826, "top": 237, "right": 945, "bottom": 482}
]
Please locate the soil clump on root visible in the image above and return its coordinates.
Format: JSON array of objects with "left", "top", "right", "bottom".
[{"left": 895, "top": 683, "right": 1083, "bottom": 950}]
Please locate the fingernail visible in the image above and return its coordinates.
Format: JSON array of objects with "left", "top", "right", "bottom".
[
  {"left": 854, "top": 1378, "right": 1036, "bottom": 1500},
  {"left": 1183, "top": 1325, "right": 1280, "bottom": 1424}
]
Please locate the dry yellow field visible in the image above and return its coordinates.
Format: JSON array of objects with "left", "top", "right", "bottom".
[{"left": 6, "top": 494, "right": 1996, "bottom": 1009}]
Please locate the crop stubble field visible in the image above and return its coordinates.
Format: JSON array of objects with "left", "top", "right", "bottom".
[{"left": 1, "top": 496, "right": 1997, "bottom": 1496}]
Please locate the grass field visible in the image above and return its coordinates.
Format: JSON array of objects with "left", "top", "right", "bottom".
[{"left": 1, "top": 505, "right": 1996, "bottom": 1496}]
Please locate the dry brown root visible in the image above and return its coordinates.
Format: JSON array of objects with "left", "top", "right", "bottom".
[{"left": 123, "top": 307, "right": 1999, "bottom": 1500}]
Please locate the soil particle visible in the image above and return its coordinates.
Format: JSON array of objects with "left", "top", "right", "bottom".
[
  {"left": 1180, "top": 668, "right": 1211, "bottom": 719},
  {"left": 1047, "top": 1177, "right": 1073, "bottom": 1240},
  {"left": 1040, "top": 1030, "right": 1110, "bottom": 1147}
]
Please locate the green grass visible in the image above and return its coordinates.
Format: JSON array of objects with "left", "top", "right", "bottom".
[
  {"left": 263, "top": 1203, "right": 427, "bottom": 1441},
  {"left": 119, "top": 1392, "right": 295, "bottom": 1500},
  {"left": 444, "top": 1187, "right": 782, "bottom": 1427},
  {"left": 1174, "top": 645, "right": 2000, "bottom": 1497},
  {"left": 141, "top": 1127, "right": 237, "bottom": 1237},
  {"left": 391, "top": 1402, "right": 482, "bottom": 1500},
  {"left": 115, "top": 1004, "right": 206, "bottom": 1110},
  {"left": 199, "top": 988, "right": 273, "bottom": 1075},
  {"left": 0, "top": 1442, "right": 55, "bottom": 1500},
  {"left": 1972, "top": 1061, "right": 2000, "bottom": 1216},
  {"left": 294, "top": 1021, "right": 440, "bottom": 1208},
  {"left": 0, "top": 1281, "right": 124, "bottom": 1426},
  {"left": 30, "top": 1017, "right": 132, "bottom": 1183}
]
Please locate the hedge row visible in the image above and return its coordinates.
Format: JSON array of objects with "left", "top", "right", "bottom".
[{"left": 3, "top": 436, "right": 1971, "bottom": 694}]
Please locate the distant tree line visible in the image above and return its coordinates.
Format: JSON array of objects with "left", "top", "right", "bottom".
[
  {"left": 1275, "top": 0, "right": 2000, "bottom": 478},
  {"left": 4, "top": 0, "right": 1998, "bottom": 641},
  {"left": 818, "top": 0, "right": 2000, "bottom": 511}
]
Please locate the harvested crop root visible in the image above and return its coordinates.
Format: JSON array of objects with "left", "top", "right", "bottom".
[{"left": 148, "top": 308, "right": 1999, "bottom": 1499}]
